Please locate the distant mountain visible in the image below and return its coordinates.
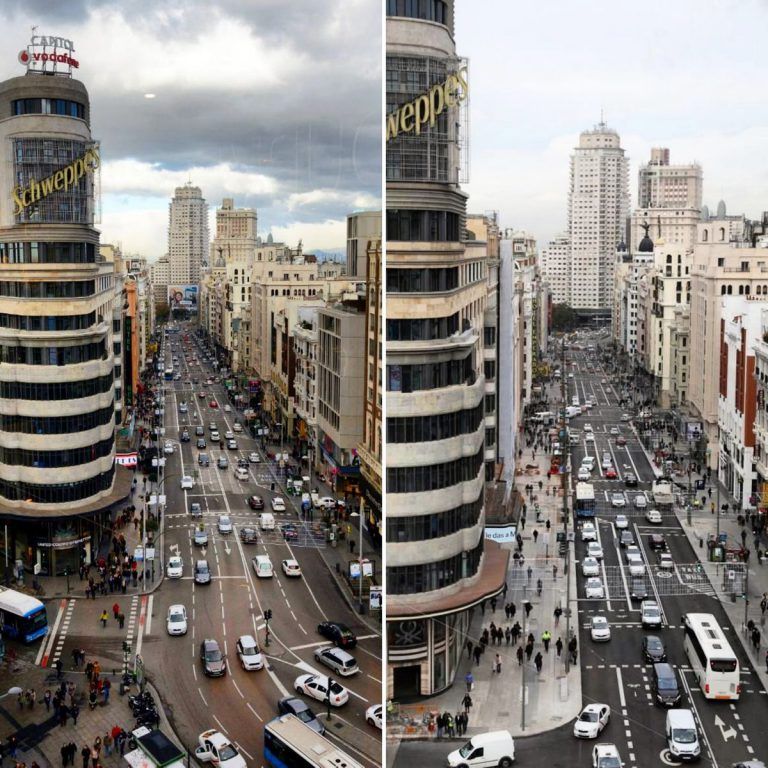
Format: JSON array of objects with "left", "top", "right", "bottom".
[{"left": 311, "top": 249, "right": 345, "bottom": 263}]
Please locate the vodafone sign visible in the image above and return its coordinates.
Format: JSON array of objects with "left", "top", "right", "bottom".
[{"left": 19, "top": 35, "right": 79, "bottom": 74}]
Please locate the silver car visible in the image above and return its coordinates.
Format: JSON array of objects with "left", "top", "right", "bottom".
[{"left": 313, "top": 646, "right": 359, "bottom": 677}]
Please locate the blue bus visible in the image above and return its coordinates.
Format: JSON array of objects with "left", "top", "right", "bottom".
[
  {"left": 575, "top": 482, "right": 596, "bottom": 519},
  {"left": 0, "top": 587, "right": 48, "bottom": 642},
  {"left": 264, "top": 715, "right": 363, "bottom": 768}
]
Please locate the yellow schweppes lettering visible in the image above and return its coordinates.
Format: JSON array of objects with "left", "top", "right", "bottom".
[
  {"left": 12, "top": 146, "right": 100, "bottom": 216},
  {"left": 386, "top": 67, "right": 468, "bottom": 142}
]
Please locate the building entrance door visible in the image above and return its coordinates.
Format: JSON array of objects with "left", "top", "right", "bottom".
[{"left": 393, "top": 665, "right": 421, "bottom": 699}]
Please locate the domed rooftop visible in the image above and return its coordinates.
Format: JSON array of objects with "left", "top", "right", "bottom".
[{"left": 638, "top": 221, "right": 654, "bottom": 252}]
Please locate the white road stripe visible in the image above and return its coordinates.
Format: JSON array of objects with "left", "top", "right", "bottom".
[{"left": 145, "top": 595, "right": 153, "bottom": 635}]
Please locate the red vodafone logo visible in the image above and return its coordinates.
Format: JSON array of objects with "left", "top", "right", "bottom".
[{"left": 18, "top": 50, "right": 29, "bottom": 64}]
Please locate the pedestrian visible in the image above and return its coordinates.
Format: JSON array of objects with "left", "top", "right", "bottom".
[
  {"left": 527, "top": 565, "right": 532, "bottom": 583},
  {"left": 505, "top": 627, "right": 512, "bottom": 645},
  {"left": 462, "top": 692, "right": 472, "bottom": 713},
  {"left": 102, "top": 678, "right": 111, "bottom": 704},
  {"left": 511, "top": 621, "right": 521, "bottom": 644},
  {"left": 465, "top": 671, "right": 473, "bottom": 692},
  {"left": 80, "top": 746, "right": 90, "bottom": 768},
  {"left": 473, "top": 646, "right": 482, "bottom": 666},
  {"left": 520, "top": 514, "right": 526, "bottom": 530},
  {"left": 542, "top": 630, "right": 551, "bottom": 652},
  {"left": 533, "top": 529, "right": 539, "bottom": 543},
  {"left": 55, "top": 658, "right": 63, "bottom": 678},
  {"left": 85, "top": 661, "right": 93, "bottom": 682},
  {"left": 525, "top": 641, "right": 534, "bottom": 661},
  {"left": 509, "top": 602, "right": 516, "bottom": 619},
  {"left": 44, "top": 689, "right": 52, "bottom": 712},
  {"left": 103, "top": 733, "right": 113, "bottom": 757},
  {"left": 752, "top": 627, "right": 761, "bottom": 651},
  {"left": 534, "top": 651, "right": 543, "bottom": 674},
  {"left": 556, "top": 637, "right": 563, "bottom": 657},
  {"left": 516, "top": 645, "right": 524, "bottom": 666},
  {"left": 523, "top": 599, "right": 532, "bottom": 618},
  {"left": 765, "top": 649, "right": 768, "bottom": 674},
  {"left": 490, "top": 596, "right": 497, "bottom": 612},
  {"left": 436, "top": 712, "right": 444, "bottom": 739},
  {"left": 88, "top": 689, "right": 97, "bottom": 711},
  {"left": 554, "top": 606, "right": 562, "bottom": 627},
  {"left": 99, "top": 610, "right": 108, "bottom": 628},
  {"left": 60, "top": 744, "right": 68, "bottom": 767},
  {"left": 494, "top": 653, "right": 502, "bottom": 675},
  {"left": 118, "top": 612, "right": 125, "bottom": 629},
  {"left": 71, "top": 704, "right": 79, "bottom": 725},
  {"left": 762, "top": 595, "right": 768, "bottom": 616},
  {"left": 112, "top": 602, "right": 120, "bottom": 620},
  {"left": 465, "top": 639, "right": 473, "bottom": 660}
]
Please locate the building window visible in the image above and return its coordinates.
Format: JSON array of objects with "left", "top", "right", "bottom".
[
  {"left": 387, "top": 402, "right": 484, "bottom": 442},
  {"left": 386, "top": 496, "right": 484, "bottom": 542},
  {"left": 0, "top": 465, "right": 115, "bottom": 504},
  {"left": 387, "top": 444, "right": 485, "bottom": 493}
]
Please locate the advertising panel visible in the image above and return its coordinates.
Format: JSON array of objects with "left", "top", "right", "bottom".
[{"left": 168, "top": 285, "right": 198, "bottom": 311}]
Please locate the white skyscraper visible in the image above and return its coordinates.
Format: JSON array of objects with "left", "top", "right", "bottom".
[
  {"left": 539, "top": 232, "right": 571, "bottom": 304},
  {"left": 568, "top": 122, "right": 629, "bottom": 311},
  {"left": 168, "top": 183, "right": 209, "bottom": 285}
]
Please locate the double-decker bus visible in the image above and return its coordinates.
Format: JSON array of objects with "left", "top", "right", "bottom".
[
  {"left": 0, "top": 587, "right": 48, "bottom": 642},
  {"left": 575, "top": 482, "right": 596, "bottom": 519},
  {"left": 683, "top": 612, "right": 740, "bottom": 700},
  {"left": 264, "top": 714, "right": 364, "bottom": 768}
]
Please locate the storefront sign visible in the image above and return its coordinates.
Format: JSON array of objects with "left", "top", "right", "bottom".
[
  {"left": 12, "top": 146, "right": 100, "bottom": 215},
  {"left": 485, "top": 525, "right": 517, "bottom": 543},
  {"left": 369, "top": 586, "right": 382, "bottom": 611},
  {"left": 38, "top": 535, "right": 91, "bottom": 550},
  {"left": 115, "top": 452, "right": 138, "bottom": 468},
  {"left": 18, "top": 35, "right": 79, "bottom": 73},
  {"left": 386, "top": 67, "right": 469, "bottom": 141}
]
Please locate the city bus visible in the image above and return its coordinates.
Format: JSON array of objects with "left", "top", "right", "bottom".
[
  {"left": 575, "top": 482, "right": 596, "bottom": 519},
  {"left": 164, "top": 366, "right": 174, "bottom": 380},
  {"left": 0, "top": 587, "right": 48, "bottom": 642},
  {"left": 682, "top": 612, "right": 740, "bottom": 700},
  {"left": 264, "top": 714, "right": 364, "bottom": 768}
]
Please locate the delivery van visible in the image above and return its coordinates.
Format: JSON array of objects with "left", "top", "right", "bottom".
[
  {"left": 447, "top": 731, "right": 515, "bottom": 768},
  {"left": 666, "top": 709, "right": 700, "bottom": 762},
  {"left": 259, "top": 512, "right": 276, "bottom": 531},
  {"left": 252, "top": 555, "right": 274, "bottom": 578}
]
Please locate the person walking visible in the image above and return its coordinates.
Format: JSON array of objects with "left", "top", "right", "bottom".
[
  {"left": 80, "top": 746, "right": 90, "bottom": 768},
  {"left": 542, "top": 630, "right": 551, "bottom": 652},
  {"left": 118, "top": 611, "right": 125, "bottom": 629},
  {"left": 511, "top": 621, "right": 521, "bottom": 644},
  {"left": 523, "top": 599, "right": 533, "bottom": 618},
  {"left": 525, "top": 640, "right": 534, "bottom": 662},
  {"left": 99, "top": 609, "right": 108, "bottom": 628},
  {"left": 102, "top": 678, "right": 111, "bottom": 704},
  {"left": 554, "top": 606, "right": 562, "bottom": 627},
  {"left": 465, "top": 639, "right": 473, "bottom": 660},
  {"left": 556, "top": 637, "right": 563, "bottom": 657},
  {"left": 44, "top": 689, "right": 52, "bottom": 712},
  {"left": 70, "top": 703, "right": 79, "bottom": 725},
  {"left": 61, "top": 744, "right": 68, "bottom": 767},
  {"left": 516, "top": 645, "right": 524, "bottom": 666},
  {"left": 533, "top": 529, "right": 539, "bottom": 543},
  {"left": 55, "top": 658, "right": 63, "bottom": 678},
  {"left": 534, "top": 651, "right": 543, "bottom": 675},
  {"left": 473, "top": 645, "right": 482, "bottom": 666},
  {"left": 462, "top": 692, "right": 472, "bottom": 713},
  {"left": 103, "top": 732, "right": 113, "bottom": 758}
]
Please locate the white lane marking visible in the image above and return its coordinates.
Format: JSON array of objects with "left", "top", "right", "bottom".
[
  {"left": 234, "top": 743, "right": 253, "bottom": 761},
  {"left": 145, "top": 595, "right": 154, "bottom": 635},
  {"left": 39, "top": 599, "right": 67, "bottom": 666},
  {"left": 596, "top": 522, "right": 612, "bottom": 611},
  {"left": 213, "top": 715, "right": 227, "bottom": 734},
  {"left": 135, "top": 595, "right": 148, "bottom": 659},
  {"left": 192, "top": 663, "right": 197, "bottom": 681},
  {"left": 616, "top": 666, "right": 627, "bottom": 708},
  {"left": 198, "top": 688, "right": 207, "bottom": 706},
  {"left": 247, "top": 702, "right": 263, "bottom": 722},
  {"left": 231, "top": 678, "right": 245, "bottom": 699},
  {"left": 679, "top": 670, "right": 719, "bottom": 768}
]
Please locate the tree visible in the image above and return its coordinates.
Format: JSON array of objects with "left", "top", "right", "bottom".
[
  {"left": 156, "top": 302, "right": 170, "bottom": 323},
  {"left": 551, "top": 303, "right": 578, "bottom": 332}
]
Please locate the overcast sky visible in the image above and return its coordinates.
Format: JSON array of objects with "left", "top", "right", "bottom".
[
  {"left": 0, "top": 0, "right": 381, "bottom": 258},
  {"left": 457, "top": 0, "right": 768, "bottom": 245}
]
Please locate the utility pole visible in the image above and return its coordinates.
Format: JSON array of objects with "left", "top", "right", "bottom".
[
  {"left": 560, "top": 335, "right": 572, "bottom": 674},
  {"left": 520, "top": 595, "right": 527, "bottom": 731}
]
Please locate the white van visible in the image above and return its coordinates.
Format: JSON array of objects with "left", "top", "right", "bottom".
[
  {"left": 259, "top": 512, "right": 276, "bottom": 531},
  {"left": 447, "top": 731, "right": 515, "bottom": 768},
  {"left": 666, "top": 709, "right": 700, "bottom": 761},
  {"left": 581, "top": 456, "right": 596, "bottom": 472},
  {"left": 565, "top": 406, "right": 581, "bottom": 418},
  {"left": 252, "top": 555, "right": 274, "bottom": 578}
]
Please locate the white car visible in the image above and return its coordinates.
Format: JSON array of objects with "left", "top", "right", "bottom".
[
  {"left": 587, "top": 541, "right": 603, "bottom": 560},
  {"left": 164, "top": 441, "right": 174, "bottom": 454},
  {"left": 195, "top": 730, "right": 247, "bottom": 768},
  {"left": 224, "top": 405, "right": 231, "bottom": 412},
  {"left": 645, "top": 509, "right": 663, "bottom": 524},
  {"left": 578, "top": 466, "right": 591, "bottom": 482},
  {"left": 271, "top": 497, "right": 286, "bottom": 512},
  {"left": 227, "top": 439, "right": 237, "bottom": 450},
  {"left": 318, "top": 496, "right": 338, "bottom": 510},
  {"left": 313, "top": 646, "right": 359, "bottom": 677},
  {"left": 602, "top": 456, "right": 613, "bottom": 470},
  {"left": 590, "top": 616, "right": 611, "bottom": 642},
  {"left": 234, "top": 467, "right": 249, "bottom": 481},
  {"left": 210, "top": 431, "right": 220, "bottom": 442},
  {"left": 585, "top": 577, "right": 605, "bottom": 599},
  {"left": 634, "top": 494, "right": 648, "bottom": 509},
  {"left": 282, "top": 559, "right": 302, "bottom": 577},
  {"left": 217, "top": 515, "right": 233, "bottom": 534},
  {"left": 224, "top": 431, "right": 235, "bottom": 440},
  {"left": 592, "top": 743, "right": 622, "bottom": 768},
  {"left": 657, "top": 552, "right": 674, "bottom": 570},
  {"left": 582, "top": 557, "right": 600, "bottom": 577},
  {"left": 586, "top": 432, "right": 596, "bottom": 442},
  {"left": 626, "top": 553, "right": 645, "bottom": 577},
  {"left": 610, "top": 493, "right": 626, "bottom": 508},
  {"left": 581, "top": 457, "right": 596, "bottom": 471},
  {"left": 581, "top": 522, "right": 597, "bottom": 542},
  {"left": 294, "top": 674, "right": 349, "bottom": 707},
  {"left": 166, "top": 604, "right": 188, "bottom": 636},
  {"left": 233, "top": 423, "right": 243, "bottom": 433},
  {"left": 584, "top": 424, "right": 593, "bottom": 433},
  {"left": 248, "top": 452, "right": 260, "bottom": 463},
  {"left": 236, "top": 634, "right": 263, "bottom": 671},
  {"left": 365, "top": 703, "right": 382, "bottom": 729},
  {"left": 180, "top": 475, "right": 194, "bottom": 490},
  {"left": 609, "top": 427, "right": 619, "bottom": 436},
  {"left": 574, "top": 703, "right": 611, "bottom": 738},
  {"left": 620, "top": 413, "right": 632, "bottom": 422},
  {"left": 614, "top": 514, "right": 628, "bottom": 530},
  {"left": 166, "top": 556, "right": 183, "bottom": 578},
  {"left": 641, "top": 600, "right": 662, "bottom": 628}
]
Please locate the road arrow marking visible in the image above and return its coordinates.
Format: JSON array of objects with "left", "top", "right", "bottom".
[
  {"left": 224, "top": 541, "right": 231, "bottom": 556},
  {"left": 714, "top": 715, "right": 737, "bottom": 741}
]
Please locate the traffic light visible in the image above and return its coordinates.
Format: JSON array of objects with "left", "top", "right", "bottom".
[{"left": 264, "top": 609, "right": 272, "bottom": 621}]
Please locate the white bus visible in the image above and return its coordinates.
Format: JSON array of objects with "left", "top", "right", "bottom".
[
  {"left": 0, "top": 587, "right": 48, "bottom": 643},
  {"left": 682, "top": 613, "right": 740, "bottom": 700},
  {"left": 264, "top": 714, "right": 364, "bottom": 768},
  {"left": 575, "top": 482, "right": 596, "bottom": 519}
]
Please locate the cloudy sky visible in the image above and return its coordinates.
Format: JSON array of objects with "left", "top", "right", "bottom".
[
  {"left": 0, "top": 0, "right": 381, "bottom": 258},
  {"left": 458, "top": 0, "right": 768, "bottom": 245}
]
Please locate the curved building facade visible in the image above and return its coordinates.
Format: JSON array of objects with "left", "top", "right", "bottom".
[
  {"left": 0, "top": 68, "right": 124, "bottom": 576},
  {"left": 386, "top": 0, "right": 508, "bottom": 699}
]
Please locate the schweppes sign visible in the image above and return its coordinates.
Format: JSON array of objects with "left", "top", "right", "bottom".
[
  {"left": 12, "top": 146, "right": 100, "bottom": 215},
  {"left": 386, "top": 67, "right": 468, "bottom": 142}
]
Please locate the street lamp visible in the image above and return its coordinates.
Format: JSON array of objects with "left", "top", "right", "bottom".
[
  {"left": 0, "top": 686, "right": 22, "bottom": 699},
  {"left": 349, "top": 509, "right": 365, "bottom": 612}
]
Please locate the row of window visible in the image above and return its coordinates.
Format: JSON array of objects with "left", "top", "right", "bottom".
[
  {"left": 0, "top": 373, "right": 113, "bottom": 401},
  {"left": 386, "top": 266, "right": 459, "bottom": 293},
  {"left": 0, "top": 311, "right": 96, "bottom": 332},
  {"left": 387, "top": 444, "right": 484, "bottom": 493},
  {"left": 0, "top": 340, "right": 107, "bottom": 366},
  {"left": 12, "top": 98, "right": 85, "bottom": 119},
  {"left": 387, "top": 538, "right": 484, "bottom": 595},
  {"left": 0, "top": 465, "right": 114, "bottom": 504},
  {"left": 0, "top": 437, "right": 113, "bottom": 469},
  {"left": 0, "top": 405, "right": 114, "bottom": 436},
  {"left": 386, "top": 209, "right": 460, "bottom": 243},
  {"left": 387, "top": 496, "right": 483, "bottom": 542},
  {"left": 0, "top": 241, "right": 97, "bottom": 265},
  {"left": 387, "top": 355, "right": 473, "bottom": 393},
  {"left": 386, "top": 313, "right": 460, "bottom": 342},
  {"left": 386, "top": 0, "right": 448, "bottom": 23},
  {"left": 0, "top": 280, "right": 95, "bottom": 298},
  {"left": 387, "top": 402, "right": 484, "bottom": 444}
]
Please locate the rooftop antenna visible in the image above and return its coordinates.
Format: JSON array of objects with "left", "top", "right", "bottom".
[
  {"left": 31, "top": 25, "right": 38, "bottom": 34},
  {"left": 599, "top": 107, "right": 606, "bottom": 130}
]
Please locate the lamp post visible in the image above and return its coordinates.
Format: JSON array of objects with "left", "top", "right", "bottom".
[
  {"left": 350, "top": 508, "right": 365, "bottom": 612},
  {"left": 0, "top": 686, "right": 23, "bottom": 700}
]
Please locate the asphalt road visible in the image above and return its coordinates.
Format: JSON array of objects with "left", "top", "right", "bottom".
[{"left": 564, "top": 332, "right": 767, "bottom": 768}]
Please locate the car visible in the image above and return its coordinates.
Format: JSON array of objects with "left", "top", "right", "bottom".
[
  {"left": 318, "top": 496, "right": 338, "bottom": 510},
  {"left": 195, "top": 730, "right": 246, "bottom": 768},
  {"left": 197, "top": 438, "right": 207, "bottom": 449},
  {"left": 648, "top": 533, "right": 666, "bottom": 550},
  {"left": 217, "top": 455, "right": 229, "bottom": 469},
  {"left": 224, "top": 404, "right": 231, "bottom": 413},
  {"left": 592, "top": 743, "right": 622, "bottom": 768},
  {"left": 574, "top": 703, "right": 611, "bottom": 738},
  {"left": 271, "top": 497, "right": 286, "bottom": 512},
  {"left": 198, "top": 453, "right": 210, "bottom": 467},
  {"left": 365, "top": 704, "right": 382, "bottom": 730},
  {"left": 248, "top": 452, "right": 260, "bottom": 463},
  {"left": 611, "top": 492, "right": 626, "bottom": 508},
  {"left": 624, "top": 472, "right": 637, "bottom": 487},
  {"left": 581, "top": 456, "right": 596, "bottom": 471},
  {"left": 235, "top": 467, "right": 249, "bottom": 481},
  {"left": 626, "top": 552, "right": 645, "bottom": 576},
  {"left": 166, "top": 556, "right": 183, "bottom": 578},
  {"left": 179, "top": 402, "right": 188, "bottom": 413},
  {"left": 616, "top": 436, "right": 627, "bottom": 446},
  {"left": 236, "top": 634, "right": 263, "bottom": 671},
  {"left": 194, "top": 529, "right": 209, "bottom": 547},
  {"left": 585, "top": 577, "right": 605, "bottom": 599},
  {"left": 582, "top": 557, "right": 600, "bottom": 577},
  {"left": 208, "top": 422, "right": 218, "bottom": 431},
  {"left": 620, "top": 413, "right": 632, "bottom": 422},
  {"left": 233, "top": 422, "right": 243, "bottom": 433},
  {"left": 239, "top": 527, "right": 258, "bottom": 544},
  {"left": 200, "top": 639, "right": 226, "bottom": 676},
  {"left": 634, "top": 494, "right": 648, "bottom": 509},
  {"left": 210, "top": 431, "right": 220, "bottom": 442},
  {"left": 198, "top": 391, "right": 206, "bottom": 399},
  {"left": 619, "top": 530, "right": 634, "bottom": 548},
  {"left": 578, "top": 467, "right": 591, "bottom": 482},
  {"left": 277, "top": 697, "right": 325, "bottom": 735},
  {"left": 646, "top": 509, "right": 663, "bottom": 524},
  {"left": 317, "top": 621, "right": 357, "bottom": 648},
  {"left": 614, "top": 514, "right": 628, "bottom": 530},
  {"left": 609, "top": 427, "right": 619, "bottom": 436},
  {"left": 166, "top": 605, "right": 188, "bottom": 635},
  {"left": 217, "top": 515, "right": 233, "bottom": 534},
  {"left": 164, "top": 441, "right": 174, "bottom": 454},
  {"left": 247, "top": 495, "right": 264, "bottom": 511},
  {"left": 227, "top": 439, "right": 237, "bottom": 450},
  {"left": 590, "top": 616, "right": 611, "bottom": 642},
  {"left": 294, "top": 674, "right": 349, "bottom": 707},
  {"left": 630, "top": 576, "right": 648, "bottom": 600},
  {"left": 587, "top": 541, "right": 603, "bottom": 560},
  {"left": 281, "top": 523, "right": 299, "bottom": 541},
  {"left": 642, "top": 634, "right": 667, "bottom": 662},
  {"left": 586, "top": 432, "right": 595, "bottom": 442},
  {"left": 209, "top": 400, "right": 218, "bottom": 409},
  {"left": 180, "top": 475, "right": 194, "bottom": 490},
  {"left": 581, "top": 522, "right": 597, "bottom": 542},
  {"left": 195, "top": 425, "right": 205, "bottom": 436},
  {"left": 313, "top": 646, "right": 359, "bottom": 677},
  {"left": 605, "top": 467, "right": 618, "bottom": 479},
  {"left": 600, "top": 379, "right": 608, "bottom": 385},
  {"left": 282, "top": 559, "right": 302, "bottom": 577},
  {"left": 657, "top": 552, "right": 674, "bottom": 570},
  {"left": 641, "top": 600, "right": 662, "bottom": 629},
  {"left": 584, "top": 424, "right": 593, "bottom": 433},
  {"left": 181, "top": 429, "right": 190, "bottom": 442},
  {"left": 224, "top": 431, "right": 234, "bottom": 440},
  {"left": 194, "top": 559, "right": 211, "bottom": 584},
  {"left": 190, "top": 502, "right": 203, "bottom": 518}
]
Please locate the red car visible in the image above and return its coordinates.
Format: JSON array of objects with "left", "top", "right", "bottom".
[
  {"left": 605, "top": 467, "right": 618, "bottom": 479},
  {"left": 209, "top": 400, "right": 218, "bottom": 409}
]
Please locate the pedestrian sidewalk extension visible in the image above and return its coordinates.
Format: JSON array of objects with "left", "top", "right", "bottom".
[{"left": 388, "top": 455, "right": 582, "bottom": 751}]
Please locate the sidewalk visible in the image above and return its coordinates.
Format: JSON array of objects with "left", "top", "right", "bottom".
[{"left": 389, "top": 445, "right": 581, "bottom": 740}]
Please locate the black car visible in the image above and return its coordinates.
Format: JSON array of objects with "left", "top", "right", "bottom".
[
  {"left": 248, "top": 495, "right": 264, "bottom": 510},
  {"left": 619, "top": 530, "right": 634, "bottom": 548},
  {"left": 648, "top": 533, "right": 666, "bottom": 550},
  {"left": 630, "top": 576, "right": 648, "bottom": 600},
  {"left": 198, "top": 453, "right": 210, "bottom": 467},
  {"left": 239, "top": 527, "right": 258, "bottom": 544},
  {"left": 195, "top": 425, "right": 205, "bottom": 436},
  {"left": 317, "top": 621, "right": 357, "bottom": 649},
  {"left": 197, "top": 438, "right": 207, "bottom": 449},
  {"left": 238, "top": 458, "right": 249, "bottom": 469},
  {"left": 642, "top": 635, "right": 667, "bottom": 663},
  {"left": 200, "top": 639, "right": 226, "bottom": 677},
  {"left": 277, "top": 697, "right": 324, "bottom": 735},
  {"left": 624, "top": 472, "right": 638, "bottom": 487},
  {"left": 180, "top": 430, "right": 190, "bottom": 442},
  {"left": 281, "top": 524, "right": 299, "bottom": 541}
]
